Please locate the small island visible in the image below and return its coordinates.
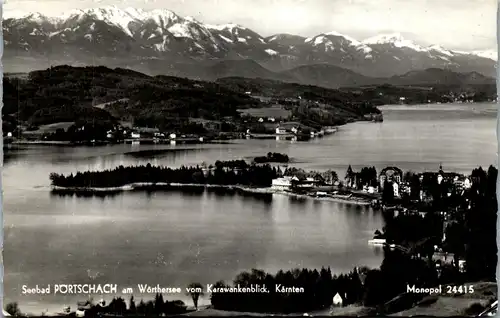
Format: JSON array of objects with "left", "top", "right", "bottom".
[
  {"left": 48, "top": 157, "right": 381, "bottom": 205},
  {"left": 253, "top": 152, "right": 290, "bottom": 164}
]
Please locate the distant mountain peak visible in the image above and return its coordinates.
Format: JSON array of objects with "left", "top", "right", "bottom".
[
  {"left": 324, "top": 31, "right": 361, "bottom": 45},
  {"left": 362, "top": 33, "right": 426, "bottom": 52},
  {"left": 205, "top": 23, "right": 246, "bottom": 31},
  {"left": 363, "top": 32, "right": 404, "bottom": 44},
  {"left": 61, "top": 6, "right": 155, "bottom": 36},
  {"left": 2, "top": 6, "right": 496, "bottom": 78},
  {"left": 4, "top": 11, "right": 60, "bottom": 24},
  {"left": 428, "top": 45, "right": 453, "bottom": 57},
  {"left": 304, "top": 32, "right": 372, "bottom": 56},
  {"left": 267, "top": 33, "right": 304, "bottom": 40},
  {"left": 472, "top": 50, "right": 498, "bottom": 61}
]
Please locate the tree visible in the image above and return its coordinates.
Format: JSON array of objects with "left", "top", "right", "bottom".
[
  {"left": 403, "top": 171, "right": 414, "bottom": 183},
  {"left": 128, "top": 295, "right": 136, "bottom": 314},
  {"left": 382, "top": 181, "right": 394, "bottom": 205},
  {"left": 321, "top": 170, "right": 338, "bottom": 185},
  {"left": 186, "top": 282, "right": 204, "bottom": 310},
  {"left": 107, "top": 297, "right": 127, "bottom": 315},
  {"left": 154, "top": 293, "right": 164, "bottom": 315},
  {"left": 136, "top": 300, "right": 147, "bottom": 315},
  {"left": 410, "top": 174, "right": 421, "bottom": 200},
  {"left": 5, "top": 302, "right": 21, "bottom": 316}
]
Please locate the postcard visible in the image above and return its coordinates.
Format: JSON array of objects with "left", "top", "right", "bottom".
[{"left": 1, "top": 0, "right": 498, "bottom": 316}]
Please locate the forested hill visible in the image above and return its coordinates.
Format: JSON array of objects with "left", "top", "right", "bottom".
[
  {"left": 6, "top": 65, "right": 492, "bottom": 131},
  {"left": 2, "top": 66, "right": 259, "bottom": 126},
  {"left": 2, "top": 65, "right": 383, "bottom": 128}
]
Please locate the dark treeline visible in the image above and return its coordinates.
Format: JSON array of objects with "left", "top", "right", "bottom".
[
  {"left": 70, "top": 294, "right": 187, "bottom": 317},
  {"left": 209, "top": 252, "right": 440, "bottom": 314},
  {"left": 345, "top": 165, "right": 378, "bottom": 189},
  {"left": 50, "top": 161, "right": 279, "bottom": 188},
  {"left": 42, "top": 120, "right": 118, "bottom": 143},
  {"left": 210, "top": 267, "right": 364, "bottom": 313},
  {"left": 462, "top": 166, "right": 497, "bottom": 281}
]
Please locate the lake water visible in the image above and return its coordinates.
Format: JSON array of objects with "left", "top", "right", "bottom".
[{"left": 3, "top": 103, "right": 497, "bottom": 315}]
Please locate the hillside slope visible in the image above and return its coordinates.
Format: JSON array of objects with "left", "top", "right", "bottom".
[{"left": 3, "top": 65, "right": 386, "bottom": 128}]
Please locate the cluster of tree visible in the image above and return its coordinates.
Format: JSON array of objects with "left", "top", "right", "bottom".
[
  {"left": 44, "top": 120, "right": 118, "bottom": 143},
  {"left": 460, "top": 166, "right": 497, "bottom": 281},
  {"left": 134, "top": 116, "right": 209, "bottom": 135},
  {"left": 290, "top": 106, "right": 351, "bottom": 127},
  {"left": 212, "top": 160, "right": 249, "bottom": 170},
  {"left": 362, "top": 249, "right": 440, "bottom": 308},
  {"left": 383, "top": 212, "right": 444, "bottom": 256},
  {"left": 210, "top": 267, "right": 364, "bottom": 313},
  {"left": 345, "top": 165, "right": 378, "bottom": 190},
  {"left": 253, "top": 152, "right": 290, "bottom": 164},
  {"left": 62, "top": 295, "right": 187, "bottom": 317},
  {"left": 4, "top": 302, "right": 22, "bottom": 316},
  {"left": 50, "top": 161, "right": 279, "bottom": 188},
  {"left": 382, "top": 166, "right": 497, "bottom": 283},
  {"left": 210, "top": 249, "right": 451, "bottom": 314}
]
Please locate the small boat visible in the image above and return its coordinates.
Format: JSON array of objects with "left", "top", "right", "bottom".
[{"left": 368, "top": 238, "right": 386, "bottom": 245}]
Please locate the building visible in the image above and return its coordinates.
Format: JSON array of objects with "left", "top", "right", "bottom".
[
  {"left": 332, "top": 293, "right": 343, "bottom": 307},
  {"left": 393, "top": 182, "right": 400, "bottom": 197},
  {"left": 291, "top": 176, "right": 320, "bottom": 190},
  {"left": 379, "top": 167, "right": 403, "bottom": 189},
  {"left": 276, "top": 127, "right": 287, "bottom": 134},
  {"left": 363, "top": 185, "right": 378, "bottom": 194},
  {"left": 345, "top": 165, "right": 360, "bottom": 189},
  {"left": 463, "top": 178, "right": 472, "bottom": 189},
  {"left": 271, "top": 176, "right": 293, "bottom": 191}
]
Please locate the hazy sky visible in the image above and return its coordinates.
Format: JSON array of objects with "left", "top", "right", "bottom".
[{"left": 3, "top": 0, "right": 497, "bottom": 51}]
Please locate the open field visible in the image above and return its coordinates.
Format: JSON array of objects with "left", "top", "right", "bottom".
[
  {"left": 93, "top": 98, "right": 130, "bottom": 109},
  {"left": 22, "top": 122, "right": 75, "bottom": 136},
  {"left": 238, "top": 107, "right": 291, "bottom": 119}
]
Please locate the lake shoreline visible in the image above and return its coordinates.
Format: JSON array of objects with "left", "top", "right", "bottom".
[{"left": 52, "top": 182, "right": 372, "bottom": 206}]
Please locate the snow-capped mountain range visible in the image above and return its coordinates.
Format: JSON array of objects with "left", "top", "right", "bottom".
[{"left": 3, "top": 6, "right": 497, "bottom": 78}]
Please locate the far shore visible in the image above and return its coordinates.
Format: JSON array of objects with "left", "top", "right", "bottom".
[{"left": 52, "top": 182, "right": 372, "bottom": 206}]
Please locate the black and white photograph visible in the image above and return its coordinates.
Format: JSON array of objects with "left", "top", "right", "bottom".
[{"left": 1, "top": 0, "right": 498, "bottom": 316}]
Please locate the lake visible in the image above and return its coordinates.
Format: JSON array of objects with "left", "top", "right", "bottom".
[{"left": 3, "top": 103, "right": 497, "bottom": 315}]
